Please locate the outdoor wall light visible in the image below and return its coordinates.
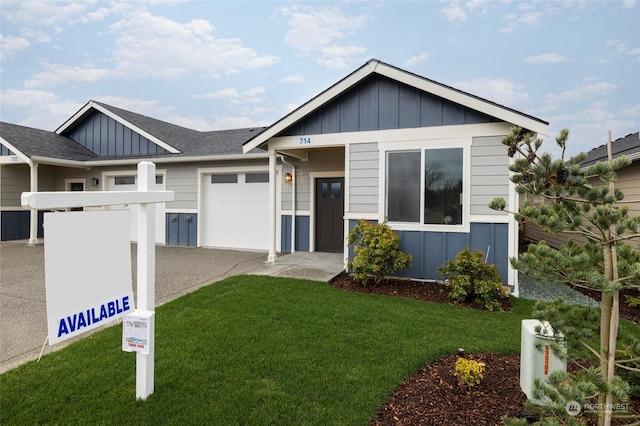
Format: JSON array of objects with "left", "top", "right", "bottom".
[
  {"left": 91, "top": 178, "right": 100, "bottom": 186},
  {"left": 284, "top": 172, "right": 293, "bottom": 183}
]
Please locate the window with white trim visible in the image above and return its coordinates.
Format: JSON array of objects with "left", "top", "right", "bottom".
[{"left": 386, "top": 148, "right": 464, "bottom": 226}]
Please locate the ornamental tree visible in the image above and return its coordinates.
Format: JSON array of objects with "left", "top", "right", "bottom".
[{"left": 490, "top": 127, "right": 640, "bottom": 426}]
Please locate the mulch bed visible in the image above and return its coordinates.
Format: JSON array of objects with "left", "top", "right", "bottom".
[{"left": 328, "top": 274, "right": 639, "bottom": 425}]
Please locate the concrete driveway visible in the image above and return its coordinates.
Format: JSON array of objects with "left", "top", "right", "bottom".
[{"left": 0, "top": 241, "right": 344, "bottom": 373}]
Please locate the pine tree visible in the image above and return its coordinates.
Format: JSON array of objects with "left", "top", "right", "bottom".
[{"left": 490, "top": 127, "right": 640, "bottom": 426}]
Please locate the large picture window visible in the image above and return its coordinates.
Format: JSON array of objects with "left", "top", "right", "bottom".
[{"left": 386, "top": 148, "right": 464, "bottom": 225}]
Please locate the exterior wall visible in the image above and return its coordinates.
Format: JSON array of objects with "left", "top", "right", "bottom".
[
  {"left": 281, "top": 215, "right": 310, "bottom": 252},
  {"left": 524, "top": 160, "right": 640, "bottom": 249},
  {"left": 347, "top": 219, "right": 509, "bottom": 283},
  {"left": 1, "top": 164, "right": 30, "bottom": 207},
  {"left": 66, "top": 110, "right": 167, "bottom": 156},
  {"left": 281, "top": 75, "right": 498, "bottom": 136},
  {"left": 470, "top": 136, "right": 510, "bottom": 216},
  {"left": 348, "top": 142, "right": 379, "bottom": 214},
  {"left": 284, "top": 149, "right": 345, "bottom": 212}
]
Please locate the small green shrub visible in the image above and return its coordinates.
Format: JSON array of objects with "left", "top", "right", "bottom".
[
  {"left": 454, "top": 357, "right": 485, "bottom": 389},
  {"left": 347, "top": 220, "right": 412, "bottom": 284},
  {"left": 437, "top": 248, "right": 507, "bottom": 311}
]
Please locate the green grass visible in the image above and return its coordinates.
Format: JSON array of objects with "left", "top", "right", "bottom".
[{"left": 1, "top": 275, "right": 537, "bottom": 425}]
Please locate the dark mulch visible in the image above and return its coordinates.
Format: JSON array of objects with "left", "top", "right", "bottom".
[
  {"left": 569, "top": 285, "right": 640, "bottom": 324},
  {"left": 328, "top": 273, "right": 639, "bottom": 426}
]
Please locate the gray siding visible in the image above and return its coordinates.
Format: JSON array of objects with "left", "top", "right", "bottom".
[
  {"left": 1, "top": 164, "right": 29, "bottom": 206},
  {"left": 0, "top": 164, "right": 57, "bottom": 206},
  {"left": 470, "top": 136, "right": 510, "bottom": 216},
  {"left": 281, "top": 75, "right": 499, "bottom": 136},
  {"left": 348, "top": 143, "right": 378, "bottom": 214},
  {"left": 66, "top": 110, "right": 167, "bottom": 156},
  {"left": 281, "top": 215, "right": 310, "bottom": 252},
  {"left": 286, "top": 149, "right": 345, "bottom": 212}
]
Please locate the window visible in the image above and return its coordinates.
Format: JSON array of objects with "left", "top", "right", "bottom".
[
  {"left": 211, "top": 174, "right": 237, "bottom": 184},
  {"left": 245, "top": 173, "right": 269, "bottom": 183},
  {"left": 114, "top": 176, "right": 135, "bottom": 185},
  {"left": 155, "top": 175, "right": 163, "bottom": 184},
  {"left": 386, "top": 148, "right": 464, "bottom": 226}
]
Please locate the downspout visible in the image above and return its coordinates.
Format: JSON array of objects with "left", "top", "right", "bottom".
[
  {"left": 279, "top": 154, "right": 296, "bottom": 253},
  {"left": 28, "top": 160, "right": 39, "bottom": 245}
]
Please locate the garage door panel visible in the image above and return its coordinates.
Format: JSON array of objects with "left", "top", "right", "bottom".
[{"left": 203, "top": 174, "right": 269, "bottom": 250}]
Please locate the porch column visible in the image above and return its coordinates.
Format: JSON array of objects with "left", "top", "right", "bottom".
[
  {"left": 28, "top": 161, "right": 39, "bottom": 245},
  {"left": 267, "top": 150, "right": 277, "bottom": 263}
]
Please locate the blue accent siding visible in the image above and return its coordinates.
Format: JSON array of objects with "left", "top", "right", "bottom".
[
  {"left": 66, "top": 110, "right": 168, "bottom": 157},
  {"left": 1, "top": 210, "right": 44, "bottom": 241},
  {"left": 166, "top": 213, "right": 197, "bottom": 247},
  {"left": 281, "top": 215, "right": 310, "bottom": 252},
  {"left": 347, "top": 219, "right": 508, "bottom": 283},
  {"left": 281, "top": 75, "right": 499, "bottom": 137},
  {"left": 1, "top": 144, "right": 16, "bottom": 156}
]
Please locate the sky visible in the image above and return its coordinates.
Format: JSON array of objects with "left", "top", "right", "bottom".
[{"left": 1, "top": 0, "right": 638, "bottom": 159}]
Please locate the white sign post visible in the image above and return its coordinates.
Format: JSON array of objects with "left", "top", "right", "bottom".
[{"left": 21, "top": 161, "right": 173, "bottom": 400}]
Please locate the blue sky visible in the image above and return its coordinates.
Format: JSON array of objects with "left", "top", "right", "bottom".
[{"left": 1, "top": 0, "right": 638, "bottom": 158}]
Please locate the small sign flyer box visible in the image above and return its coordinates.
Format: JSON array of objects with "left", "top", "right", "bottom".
[
  {"left": 21, "top": 162, "right": 173, "bottom": 400},
  {"left": 123, "top": 310, "right": 154, "bottom": 355}
]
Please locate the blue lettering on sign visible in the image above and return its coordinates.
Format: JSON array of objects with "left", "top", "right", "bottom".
[
  {"left": 299, "top": 137, "right": 311, "bottom": 145},
  {"left": 57, "top": 295, "right": 131, "bottom": 338}
]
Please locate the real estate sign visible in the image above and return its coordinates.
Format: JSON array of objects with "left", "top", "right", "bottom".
[{"left": 44, "top": 210, "right": 135, "bottom": 345}]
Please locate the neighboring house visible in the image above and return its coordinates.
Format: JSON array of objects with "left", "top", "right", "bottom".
[
  {"left": 1, "top": 100, "right": 274, "bottom": 250},
  {"left": 524, "top": 131, "right": 640, "bottom": 249},
  {"left": 243, "top": 59, "right": 548, "bottom": 294},
  {"left": 1, "top": 59, "right": 550, "bottom": 295}
]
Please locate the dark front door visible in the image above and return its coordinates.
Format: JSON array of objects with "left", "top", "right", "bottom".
[{"left": 315, "top": 177, "right": 344, "bottom": 252}]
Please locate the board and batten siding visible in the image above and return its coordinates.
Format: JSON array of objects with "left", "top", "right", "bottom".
[
  {"left": 348, "top": 142, "right": 379, "bottom": 214},
  {"left": 470, "top": 136, "right": 510, "bottom": 216}
]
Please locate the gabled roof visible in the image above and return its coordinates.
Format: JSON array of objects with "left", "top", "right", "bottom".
[
  {"left": 0, "top": 121, "right": 97, "bottom": 163},
  {"left": 581, "top": 131, "right": 640, "bottom": 167},
  {"left": 243, "top": 58, "right": 549, "bottom": 153},
  {"left": 1, "top": 101, "right": 267, "bottom": 166}
]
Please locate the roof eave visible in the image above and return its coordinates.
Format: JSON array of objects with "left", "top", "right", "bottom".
[
  {"left": 56, "top": 100, "right": 181, "bottom": 154},
  {"left": 243, "top": 59, "right": 549, "bottom": 153}
]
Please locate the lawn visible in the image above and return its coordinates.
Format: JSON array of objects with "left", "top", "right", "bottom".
[{"left": 1, "top": 275, "right": 537, "bottom": 425}]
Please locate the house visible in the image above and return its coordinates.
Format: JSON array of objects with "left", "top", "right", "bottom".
[
  {"left": 1, "top": 59, "right": 549, "bottom": 295},
  {"left": 243, "top": 59, "right": 548, "bottom": 294},
  {"left": 1, "top": 100, "right": 274, "bottom": 249},
  {"left": 524, "top": 131, "right": 640, "bottom": 249}
]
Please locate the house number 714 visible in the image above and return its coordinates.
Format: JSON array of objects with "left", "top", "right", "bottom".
[{"left": 299, "top": 137, "right": 311, "bottom": 145}]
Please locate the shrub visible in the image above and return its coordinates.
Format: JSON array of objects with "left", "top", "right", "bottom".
[
  {"left": 454, "top": 357, "right": 485, "bottom": 389},
  {"left": 437, "top": 248, "right": 507, "bottom": 311},
  {"left": 347, "top": 220, "right": 412, "bottom": 284}
]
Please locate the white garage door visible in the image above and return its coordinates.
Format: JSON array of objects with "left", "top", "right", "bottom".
[
  {"left": 105, "top": 175, "right": 166, "bottom": 244},
  {"left": 202, "top": 172, "right": 269, "bottom": 250}
]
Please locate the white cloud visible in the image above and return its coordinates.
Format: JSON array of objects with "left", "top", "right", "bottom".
[
  {"left": 546, "top": 106, "right": 637, "bottom": 157},
  {"left": 441, "top": 1, "right": 467, "bottom": 22},
  {"left": 544, "top": 82, "right": 617, "bottom": 105},
  {"left": 0, "top": 35, "right": 30, "bottom": 60},
  {"left": 402, "top": 52, "right": 430, "bottom": 68},
  {"left": 24, "top": 63, "right": 111, "bottom": 88},
  {"left": 524, "top": 53, "right": 568, "bottom": 64},
  {"left": 109, "top": 11, "right": 278, "bottom": 79},
  {"left": 453, "top": 78, "right": 530, "bottom": 108},
  {"left": 196, "top": 88, "right": 240, "bottom": 100},
  {"left": 211, "top": 116, "right": 259, "bottom": 130},
  {"left": 279, "top": 5, "right": 369, "bottom": 69},
  {"left": 0, "top": 89, "right": 83, "bottom": 130},
  {"left": 280, "top": 74, "right": 306, "bottom": 83},
  {"left": 622, "top": 0, "right": 637, "bottom": 8},
  {"left": 317, "top": 45, "right": 368, "bottom": 69}
]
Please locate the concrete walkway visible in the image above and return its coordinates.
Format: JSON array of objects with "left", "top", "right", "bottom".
[{"left": 0, "top": 241, "right": 344, "bottom": 373}]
